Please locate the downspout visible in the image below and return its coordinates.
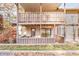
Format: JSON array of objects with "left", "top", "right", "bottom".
[
  {"left": 78, "top": 11, "right": 79, "bottom": 40},
  {"left": 78, "top": 12, "right": 79, "bottom": 41},
  {"left": 64, "top": 3, "right": 66, "bottom": 42},
  {"left": 72, "top": 16, "right": 75, "bottom": 41}
]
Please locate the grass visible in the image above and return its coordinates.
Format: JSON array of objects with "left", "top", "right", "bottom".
[{"left": 0, "top": 43, "right": 79, "bottom": 50}]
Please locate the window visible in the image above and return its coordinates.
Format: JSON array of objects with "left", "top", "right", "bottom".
[{"left": 41, "top": 28, "right": 51, "bottom": 37}]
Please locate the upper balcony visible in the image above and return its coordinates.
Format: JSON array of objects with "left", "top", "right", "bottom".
[{"left": 18, "top": 12, "right": 65, "bottom": 24}]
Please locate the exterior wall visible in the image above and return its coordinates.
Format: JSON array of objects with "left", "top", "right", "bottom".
[
  {"left": 65, "top": 14, "right": 79, "bottom": 42},
  {"left": 65, "top": 26, "right": 74, "bottom": 42},
  {"left": 65, "top": 14, "right": 78, "bottom": 24},
  {"left": 65, "top": 26, "right": 79, "bottom": 42}
]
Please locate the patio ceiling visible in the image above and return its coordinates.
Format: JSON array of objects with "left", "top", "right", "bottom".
[{"left": 20, "top": 3, "right": 61, "bottom": 12}]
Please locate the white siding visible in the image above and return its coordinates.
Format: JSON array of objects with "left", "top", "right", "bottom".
[
  {"left": 65, "top": 26, "right": 74, "bottom": 42},
  {"left": 65, "top": 14, "right": 78, "bottom": 24}
]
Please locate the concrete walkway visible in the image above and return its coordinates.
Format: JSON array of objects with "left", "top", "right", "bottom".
[{"left": 0, "top": 50, "right": 79, "bottom": 56}]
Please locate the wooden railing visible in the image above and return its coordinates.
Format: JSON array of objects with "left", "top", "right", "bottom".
[
  {"left": 16, "top": 37, "right": 55, "bottom": 44},
  {"left": 18, "top": 12, "right": 64, "bottom": 24}
]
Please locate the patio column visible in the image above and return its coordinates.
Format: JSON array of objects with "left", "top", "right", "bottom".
[
  {"left": 40, "top": 3, "right": 42, "bottom": 38},
  {"left": 53, "top": 24, "right": 55, "bottom": 38},
  {"left": 16, "top": 3, "right": 19, "bottom": 43},
  {"left": 64, "top": 3, "right": 66, "bottom": 42}
]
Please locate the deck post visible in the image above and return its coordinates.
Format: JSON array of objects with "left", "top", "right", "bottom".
[
  {"left": 40, "top": 3, "right": 42, "bottom": 38},
  {"left": 54, "top": 24, "right": 56, "bottom": 42},
  {"left": 15, "top": 3, "right": 19, "bottom": 43}
]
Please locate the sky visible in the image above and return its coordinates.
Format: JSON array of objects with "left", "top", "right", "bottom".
[{"left": 59, "top": 3, "right": 79, "bottom": 9}]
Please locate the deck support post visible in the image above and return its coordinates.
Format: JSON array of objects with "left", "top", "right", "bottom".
[
  {"left": 40, "top": 3, "right": 42, "bottom": 38},
  {"left": 54, "top": 24, "right": 56, "bottom": 42},
  {"left": 16, "top": 3, "right": 19, "bottom": 43}
]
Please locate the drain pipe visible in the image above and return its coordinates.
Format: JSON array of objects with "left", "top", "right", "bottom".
[{"left": 64, "top": 3, "right": 66, "bottom": 42}]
